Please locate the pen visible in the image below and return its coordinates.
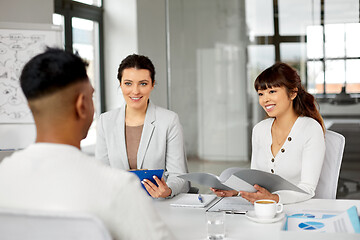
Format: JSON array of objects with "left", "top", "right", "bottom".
[
  {"left": 225, "top": 210, "right": 247, "bottom": 215},
  {"left": 198, "top": 194, "right": 203, "bottom": 203}
]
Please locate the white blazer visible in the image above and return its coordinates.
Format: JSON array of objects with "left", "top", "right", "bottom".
[{"left": 96, "top": 101, "right": 189, "bottom": 196}]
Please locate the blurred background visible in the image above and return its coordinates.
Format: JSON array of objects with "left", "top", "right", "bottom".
[{"left": 0, "top": 0, "right": 359, "bottom": 198}]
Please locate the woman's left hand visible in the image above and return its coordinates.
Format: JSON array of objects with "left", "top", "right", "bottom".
[
  {"left": 239, "top": 184, "right": 279, "bottom": 204},
  {"left": 142, "top": 176, "right": 172, "bottom": 198}
]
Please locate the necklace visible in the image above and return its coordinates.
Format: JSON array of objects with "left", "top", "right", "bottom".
[{"left": 272, "top": 120, "right": 292, "bottom": 146}]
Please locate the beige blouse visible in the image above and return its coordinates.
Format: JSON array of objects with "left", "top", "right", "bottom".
[{"left": 125, "top": 125, "right": 144, "bottom": 169}]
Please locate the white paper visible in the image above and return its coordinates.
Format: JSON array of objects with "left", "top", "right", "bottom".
[
  {"left": 170, "top": 193, "right": 219, "bottom": 208},
  {"left": 179, "top": 168, "right": 305, "bottom": 193},
  {"left": 218, "top": 167, "right": 244, "bottom": 182},
  {"left": 207, "top": 197, "right": 253, "bottom": 213},
  {"left": 223, "top": 175, "right": 256, "bottom": 192},
  {"left": 285, "top": 206, "right": 360, "bottom": 233}
]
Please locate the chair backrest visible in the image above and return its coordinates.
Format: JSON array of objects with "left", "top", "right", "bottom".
[
  {"left": 188, "top": 185, "right": 200, "bottom": 194},
  {"left": 315, "top": 130, "right": 345, "bottom": 199},
  {"left": 0, "top": 208, "right": 112, "bottom": 240}
]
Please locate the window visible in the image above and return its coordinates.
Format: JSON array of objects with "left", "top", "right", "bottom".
[
  {"left": 73, "top": 0, "right": 102, "bottom": 7},
  {"left": 307, "top": 22, "right": 360, "bottom": 95},
  {"left": 54, "top": 0, "right": 104, "bottom": 149},
  {"left": 246, "top": 0, "right": 360, "bottom": 99}
]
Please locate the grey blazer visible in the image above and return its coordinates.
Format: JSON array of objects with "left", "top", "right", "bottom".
[{"left": 95, "top": 101, "right": 189, "bottom": 196}]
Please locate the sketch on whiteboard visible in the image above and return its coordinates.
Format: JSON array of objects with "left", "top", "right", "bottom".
[
  {"left": 0, "top": 80, "right": 29, "bottom": 120},
  {"left": 0, "top": 27, "right": 62, "bottom": 123}
]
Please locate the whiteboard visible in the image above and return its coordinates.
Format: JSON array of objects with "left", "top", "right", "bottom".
[{"left": 0, "top": 23, "right": 63, "bottom": 123}]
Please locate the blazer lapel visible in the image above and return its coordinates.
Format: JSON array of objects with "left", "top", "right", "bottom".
[
  {"left": 115, "top": 104, "right": 130, "bottom": 169},
  {"left": 137, "top": 102, "right": 155, "bottom": 169}
]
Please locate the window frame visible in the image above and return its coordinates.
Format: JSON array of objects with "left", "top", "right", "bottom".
[
  {"left": 54, "top": 0, "right": 105, "bottom": 113},
  {"left": 248, "top": 0, "right": 360, "bottom": 102}
]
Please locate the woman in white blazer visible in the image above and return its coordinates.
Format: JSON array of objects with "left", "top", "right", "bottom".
[
  {"left": 96, "top": 54, "right": 189, "bottom": 198},
  {"left": 211, "top": 63, "right": 325, "bottom": 204}
]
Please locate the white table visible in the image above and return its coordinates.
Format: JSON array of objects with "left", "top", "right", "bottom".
[{"left": 154, "top": 195, "right": 360, "bottom": 240}]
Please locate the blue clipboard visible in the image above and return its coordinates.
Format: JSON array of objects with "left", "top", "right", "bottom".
[{"left": 129, "top": 169, "right": 164, "bottom": 194}]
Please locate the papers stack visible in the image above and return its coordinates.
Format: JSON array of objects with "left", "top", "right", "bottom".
[{"left": 284, "top": 206, "right": 360, "bottom": 233}]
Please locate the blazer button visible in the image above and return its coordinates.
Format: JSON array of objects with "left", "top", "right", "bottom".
[
  {"left": 271, "top": 158, "right": 274, "bottom": 162},
  {"left": 288, "top": 137, "right": 292, "bottom": 141},
  {"left": 281, "top": 148, "right": 285, "bottom": 153},
  {"left": 271, "top": 169, "right": 274, "bottom": 173}
]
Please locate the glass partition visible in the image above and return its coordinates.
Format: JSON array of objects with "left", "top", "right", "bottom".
[
  {"left": 166, "top": 0, "right": 360, "bottom": 162},
  {"left": 168, "top": 0, "right": 249, "bottom": 161}
]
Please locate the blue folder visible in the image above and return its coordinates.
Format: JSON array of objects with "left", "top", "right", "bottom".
[{"left": 129, "top": 169, "right": 164, "bottom": 193}]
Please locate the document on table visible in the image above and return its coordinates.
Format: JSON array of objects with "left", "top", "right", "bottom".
[
  {"left": 206, "top": 196, "right": 253, "bottom": 214},
  {"left": 284, "top": 206, "right": 360, "bottom": 233},
  {"left": 170, "top": 193, "right": 219, "bottom": 208}
]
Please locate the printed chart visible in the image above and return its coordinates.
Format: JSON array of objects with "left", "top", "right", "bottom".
[{"left": 298, "top": 221, "right": 325, "bottom": 231}]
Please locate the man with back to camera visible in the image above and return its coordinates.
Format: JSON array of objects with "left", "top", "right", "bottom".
[{"left": 0, "top": 48, "right": 175, "bottom": 240}]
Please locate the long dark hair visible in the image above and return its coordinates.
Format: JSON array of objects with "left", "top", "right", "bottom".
[{"left": 254, "top": 62, "right": 325, "bottom": 132}]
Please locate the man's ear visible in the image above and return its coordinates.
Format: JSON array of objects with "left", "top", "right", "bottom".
[{"left": 75, "top": 93, "right": 86, "bottom": 119}]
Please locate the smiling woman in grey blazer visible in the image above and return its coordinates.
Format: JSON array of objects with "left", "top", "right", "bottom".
[{"left": 96, "top": 54, "right": 189, "bottom": 198}]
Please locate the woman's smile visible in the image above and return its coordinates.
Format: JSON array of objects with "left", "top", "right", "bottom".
[
  {"left": 265, "top": 104, "right": 275, "bottom": 111},
  {"left": 120, "top": 68, "right": 154, "bottom": 111}
]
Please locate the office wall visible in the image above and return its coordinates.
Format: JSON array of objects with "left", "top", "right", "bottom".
[
  {"left": 136, "top": 0, "right": 168, "bottom": 109},
  {"left": 169, "top": 0, "right": 249, "bottom": 160},
  {"left": 136, "top": 0, "right": 249, "bottom": 160},
  {"left": 0, "top": 0, "right": 52, "bottom": 150},
  {"left": 104, "top": 0, "right": 168, "bottom": 111},
  {"left": 0, "top": 0, "right": 52, "bottom": 24},
  {"left": 103, "top": 0, "right": 138, "bottom": 111}
]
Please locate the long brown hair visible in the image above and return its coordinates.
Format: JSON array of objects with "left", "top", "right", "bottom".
[{"left": 254, "top": 62, "right": 325, "bottom": 132}]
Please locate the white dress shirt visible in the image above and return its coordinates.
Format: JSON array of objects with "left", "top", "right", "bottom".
[
  {"left": 251, "top": 116, "right": 325, "bottom": 204},
  {"left": 0, "top": 143, "right": 175, "bottom": 240}
]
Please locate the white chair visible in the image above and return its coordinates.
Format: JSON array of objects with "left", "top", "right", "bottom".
[
  {"left": 315, "top": 130, "right": 345, "bottom": 199},
  {"left": 0, "top": 208, "right": 112, "bottom": 240}
]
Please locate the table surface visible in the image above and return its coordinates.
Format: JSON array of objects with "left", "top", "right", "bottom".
[{"left": 154, "top": 195, "right": 360, "bottom": 240}]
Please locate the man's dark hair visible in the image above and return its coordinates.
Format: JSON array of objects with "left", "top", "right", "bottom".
[
  {"left": 117, "top": 54, "right": 155, "bottom": 84},
  {"left": 20, "top": 48, "right": 88, "bottom": 100}
]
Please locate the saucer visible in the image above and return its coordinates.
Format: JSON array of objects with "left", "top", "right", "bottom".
[{"left": 245, "top": 211, "right": 285, "bottom": 224}]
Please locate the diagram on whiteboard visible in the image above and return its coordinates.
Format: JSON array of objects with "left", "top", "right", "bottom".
[{"left": 0, "top": 27, "right": 62, "bottom": 123}]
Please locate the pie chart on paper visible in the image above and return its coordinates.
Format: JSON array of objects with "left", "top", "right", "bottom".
[{"left": 298, "top": 221, "right": 325, "bottom": 230}]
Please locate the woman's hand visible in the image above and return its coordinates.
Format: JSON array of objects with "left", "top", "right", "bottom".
[
  {"left": 142, "top": 176, "right": 172, "bottom": 198},
  {"left": 239, "top": 184, "right": 279, "bottom": 204},
  {"left": 210, "top": 188, "right": 238, "bottom": 197}
]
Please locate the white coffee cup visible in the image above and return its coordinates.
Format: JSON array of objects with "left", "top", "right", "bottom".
[{"left": 254, "top": 199, "right": 283, "bottom": 219}]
